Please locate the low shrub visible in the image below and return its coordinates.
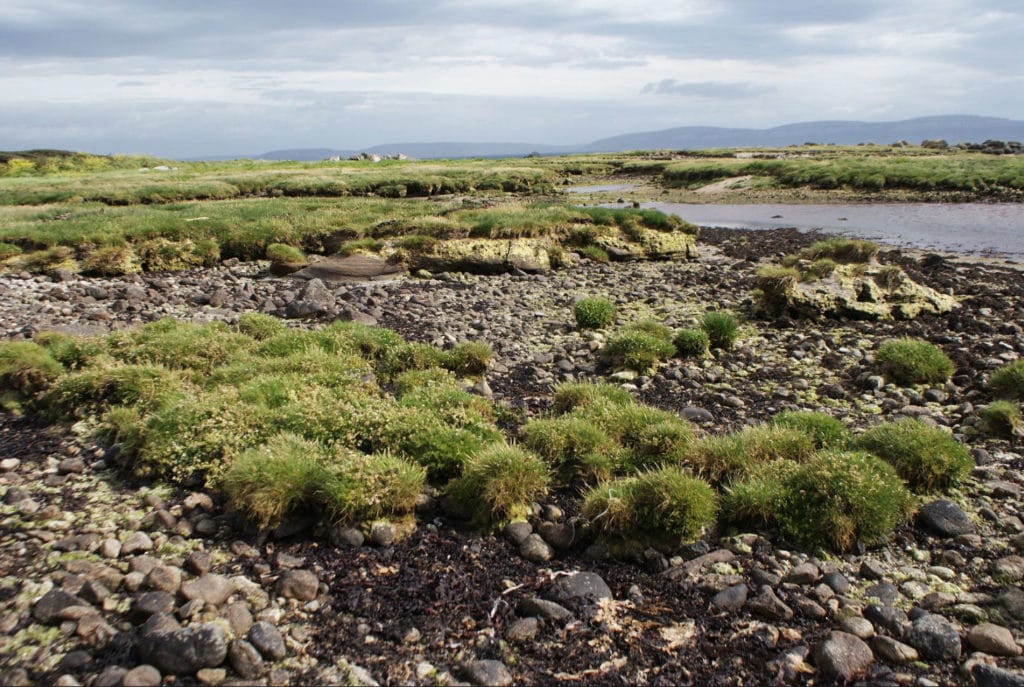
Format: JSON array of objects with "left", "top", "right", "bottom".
[
  {"left": 772, "top": 411, "right": 849, "bottom": 450},
  {"left": 447, "top": 443, "right": 549, "bottom": 525},
  {"left": 551, "top": 381, "right": 634, "bottom": 414},
  {"left": 138, "top": 238, "right": 220, "bottom": 272},
  {"left": 701, "top": 311, "right": 739, "bottom": 351},
  {"left": 221, "top": 433, "right": 324, "bottom": 529},
  {"left": 854, "top": 418, "right": 972, "bottom": 492},
  {"left": 621, "top": 418, "right": 696, "bottom": 472},
  {"left": 673, "top": 328, "right": 709, "bottom": 358},
  {"left": 601, "top": 324, "right": 675, "bottom": 374},
  {"left": 379, "top": 342, "right": 447, "bottom": 379},
  {"left": 443, "top": 341, "right": 493, "bottom": 378},
  {"left": 374, "top": 406, "right": 497, "bottom": 480},
  {"left": 391, "top": 367, "right": 459, "bottom": 398},
  {"left": 875, "top": 338, "right": 954, "bottom": 385},
  {"left": 34, "top": 332, "right": 103, "bottom": 370},
  {"left": 774, "top": 451, "right": 914, "bottom": 551},
  {"left": 978, "top": 401, "right": 1022, "bottom": 439},
  {"left": 691, "top": 424, "right": 816, "bottom": 482},
  {"left": 235, "top": 313, "right": 286, "bottom": 341},
  {"left": 582, "top": 467, "right": 718, "bottom": 546},
  {"left": 106, "top": 319, "right": 255, "bottom": 374},
  {"left": 989, "top": 360, "right": 1024, "bottom": 399},
  {"left": 573, "top": 296, "right": 616, "bottom": 329}
]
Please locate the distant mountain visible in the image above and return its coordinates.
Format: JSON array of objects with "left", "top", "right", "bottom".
[
  {"left": 584, "top": 115, "right": 1024, "bottom": 152},
  {"left": 251, "top": 115, "right": 1024, "bottom": 161}
]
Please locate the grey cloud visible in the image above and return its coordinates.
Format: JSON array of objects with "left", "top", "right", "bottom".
[{"left": 642, "top": 80, "right": 775, "bottom": 99}]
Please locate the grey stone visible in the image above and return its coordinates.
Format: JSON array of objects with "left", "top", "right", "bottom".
[
  {"left": 538, "top": 521, "right": 576, "bottom": 549},
  {"left": 32, "top": 589, "right": 88, "bottom": 625},
  {"left": 519, "top": 533, "right": 553, "bottom": 563},
  {"left": 544, "top": 571, "right": 612, "bottom": 607},
  {"left": 228, "top": 639, "right": 264, "bottom": 679},
  {"left": 249, "top": 621, "right": 287, "bottom": 660},
  {"left": 967, "top": 623, "right": 1021, "bottom": 656},
  {"left": 822, "top": 571, "right": 850, "bottom": 594},
  {"left": 181, "top": 574, "right": 234, "bottom": 606},
  {"left": 1002, "top": 588, "right": 1024, "bottom": 619},
  {"left": 144, "top": 565, "right": 182, "bottom": 594},
  {"left": 464, "top": 659, "right": 513, "bottom": 687},
  {"left": 814, "top": 631, "right": 874, "bottom": 681},
  {"left": 519, "top": 597, "right": 572, "bottom": 622},
  {"left": 973, "top": 664, "right": 1024, "bottom": 687},
  {"left": 368, "top": 522, "right": 394, "bottom": 547},
  {"left": 503, "top": 521, "right": 532, "bottom": 546},
  {"left": 225, "top": 602, "right": 253, "bottom": 637},
  {"left": 505, "top": 617, "right": 540, "bottom": 643},
  {"left": 131, "top": 592, "right": 176, "bottom": 620},
  {"left": 93, "top": 666, "right": 128, "bottom": 687},
  {"left": 863, "top": 582, "right": 899, "bottom": 606},
  {"left": 837, "top": 616, "right": 875, "bottom": 639},
  {"left": 872, "top": 635, "right": 918, "bottom": 664},
  {"left": 121, "top": 531, "right": 154, "bottom": 555},
  {"left": 184, "top": 550, "right": 213, "bottom": 575},
  {"left": 330, "top": 526, "right": 364, "bottom": 548},
  {"left": 711, "top": 583, "right": 748, "bottom": 613},
  {"left": 918, "top": 499, "right": 975, "bottom": 538},
  {"left": 906, "top": 613, "right": 962, "bottom": 661},
  {"left": 859, "top": 559, "right": 887, "bottom": 580},
  {"left": 137, "top": 623, "right": 228, "bottom": 675},
  {"left": 864, "top": 604, "right": 908, "bottom": 637},
  {"left": 991, "top": 555, "right": 1024, "bottom": 583},
  {"left": 786, "top": 562, "right": 820, "bottom": 585},
  {"left": 275, "top": 569, "right": 319, "bottom": 601},
  {"left": 121, "top": 665, "right": 161, "bottom": 687},
  {"left": 749, "top": 586, "right": 794, "bottom": 621}
]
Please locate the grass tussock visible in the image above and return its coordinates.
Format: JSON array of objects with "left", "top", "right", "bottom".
[
  {"left": 724, "top": 451, "right": 913, "bottom": 551},
  {"left": 690, "top": 424, "right": 816, "bottom": 482},
  {"left": 875, "top": 338, "right": 954, "bottom": 386},
  {"left": 800, "top": 238, "right": 879, "bottom": 264},
  {"left": 978, "top": 400, "right": 1022, "bottom": 439},
  {"left": 989, "top": 360, "right": 1024, "bottom": 399},
  {"left": 574, "top": 296, "right": 616, "bottom": 329},
  {"left": 672, "top": 328, "right": 710, "bottom": 359},
  {"left": 582, "top": 467, "right": 718, "bottom": 547},
  {"left": 701, "top": 311, "right": 740, "bottom": 351},
  {"left": 447, "top": 443, "right": 549, "bottom": 526},
  {"left": 854, "top": 418, "right": 972, "bottom": 492},
  {"left": 601, "top": 320, "right": 675, "bottom": 374},
  {"left": 772, "top": 411, "right": 850, "bottom": 450}
]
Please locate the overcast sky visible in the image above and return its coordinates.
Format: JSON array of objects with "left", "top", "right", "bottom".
[{"left": 1, "top": 0, "right": 1021, "bottom": 158}]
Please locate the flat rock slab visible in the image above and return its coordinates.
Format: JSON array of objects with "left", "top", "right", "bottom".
[
  {"left": 544, "top": 571, "right": 612, "bottom": 607},
  {"left": 918, "top": 499, "right": 974, "bottom": 538},
  {"left": 292, "top": 255, "right": 405, "bottom": 282}
]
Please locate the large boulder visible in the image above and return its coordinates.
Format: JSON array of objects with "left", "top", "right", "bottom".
[{"left": 757, "top": 261, "right": 958, "bottom": 320}]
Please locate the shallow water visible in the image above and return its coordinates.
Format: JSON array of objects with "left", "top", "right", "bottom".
[
  {"left": 642, "top": 202, "right": 1024, "bottom": 257},
  {"left": 563, "top": 183, "right": 637, "bottom": 194}
]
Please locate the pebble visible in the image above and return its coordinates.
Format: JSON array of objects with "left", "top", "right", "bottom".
[
  {"left": 815, "top": 631, "right": 874, "bottom": 681},
  {"left": 967, "top": 623, "right": 1021, "bottom": 656},
  {"left": 275, "top": 569, "right": 319, "bottom": 601}
]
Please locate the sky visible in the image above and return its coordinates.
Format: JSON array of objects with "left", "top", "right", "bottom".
[{"left": 1, "top": 0, "right": 1021, "bottom": 158}]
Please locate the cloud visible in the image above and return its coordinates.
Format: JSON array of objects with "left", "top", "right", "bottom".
[{"left": 641, "top": 80, "right": 775, "bottom": 99}]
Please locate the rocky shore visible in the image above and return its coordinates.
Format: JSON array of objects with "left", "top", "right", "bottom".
[{"left": 2, "top": 227, "right": 1024, "bottom": 686}]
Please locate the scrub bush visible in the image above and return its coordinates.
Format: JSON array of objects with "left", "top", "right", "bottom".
[
  {"left": 875, "top": 338, "right": 954, "bottom": 386},
  {"left": 573, "top": 296, "right": 616, "bottom": 329},
  {"left": 854, "top": 418, "right": 972, "bottom": 492}
]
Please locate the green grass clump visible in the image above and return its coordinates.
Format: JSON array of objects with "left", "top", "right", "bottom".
[
  {"left": 701, "top": 311, "right": 739, "bottom": 351},
  {"left": 319, "top": 449, "right": 425, "bottom": 524},
  {"left": 780, "top": 451, "right": 914, "bottom": 551},
  {"left": 573, "top": 296, "right": 616, "bottom": 329},
  {"left": 520, "top": 415, "right": 619, "bottom": 483},
  {"left": 447, "top": 443, "right": 549, "bottom": 526},
  {"left": 0, "top": 341, "right": 63, "bottom": 410},
  {"left": 221, "top": 433, "right": 324, "bottom": 529},
  {"left": 620, "top": 417, "right": 696, "bottom": 472},
  {"left": 374, "top": 405, "right": 499, "bottom": 480},
  {"left": 106, "top": 319, "right": 255, "bottom": 375},
  {"left": 442, "top": 341, "right": 493, "bottom": 378},
  {"left": 803, "top": 258, "right": 837, "bottom": 281},
  {"left": 235, "top": 313, "right": 286, "bottom": 341},
  {"left": 754, "top": 265, "right": 799, "bottom": 314},
  {"left": 41, "top": 364, "right": 183, "bottom": 418},
  {"left": 265, "top": 243, "right": 307, "bottom": 274},
  {"left": 138, "top": 238, "right": 220, "bottom": 272},
  {"left": 378, "top": 342, "right": 447, "bottom": 379},
  {"left": 337, "top": 238, "right": 384, "bottom": 256},
  {"left": 0, "top": 242, "right": 23, "bottom": 260},
  {"left": 978, "top": 401, "right": 1022, "bottom": 439},
  {"left": 80, "top": 244, "right": 141, "bottom": 276},
  {"left": 34, "top": 332, "right": 103, "bottom": 370},
  {"left": 582, "top": 467, "right": 718, "bottom": 546},
  {"left": 854, "top": 418, "right": 972, "bottom": 492},
  {"left": 721, "top": 460, "right": 799, "bottom": 530},
  {"left": 989, "top": 360, "right": 1024, "bottom": 399},
  {"left": 875, "top": 338, "right": 954, "bottom": 386},
  {"left": 580, "top": 245, "right": 610, "bottom": 262},
  {"left": 551, "top": 381, "right": 634, "bottom": 414},
  {"left": 391, "top": 367, "right": 459, "bottom": 398},
  {"left": 800, "top": 238, "right": 879, "bottom": 263},
  {"left": 691, "top": 424, "right": 816, "bottom": 482},
  {"left": 672, "top": 328, "right": 709, "bottom": 358},
  {"left": 772, "top": 411, "right": 849, "bottom": 450},
  {"left": 601, "top": 322, "right": 675, "bottom": 374}
]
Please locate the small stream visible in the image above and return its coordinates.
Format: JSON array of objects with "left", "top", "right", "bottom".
[{"left": 641, "top": 202, "right": 1024, "bottom": 257}]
